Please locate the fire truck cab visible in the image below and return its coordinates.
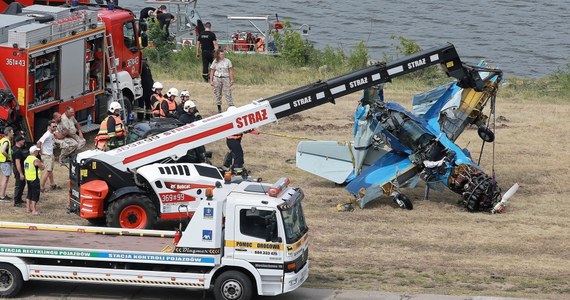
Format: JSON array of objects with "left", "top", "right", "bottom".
[{"left": 0, "top": 3, "right": 145, "bottom": 141}]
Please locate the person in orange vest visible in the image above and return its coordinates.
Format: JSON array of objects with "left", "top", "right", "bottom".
[
  {"left": 95, "top": 102, "right": 127, "bottom": 151},
  {"left": 150, "top": 82, "right": 165, "bottom": 118},
  {"left": 160, "top": 88, "right": 179, "bottom": 118}
]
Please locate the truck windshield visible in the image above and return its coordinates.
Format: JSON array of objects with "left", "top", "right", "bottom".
[{"left": 281, "top": 200, "right": 308, "bottom": 244}]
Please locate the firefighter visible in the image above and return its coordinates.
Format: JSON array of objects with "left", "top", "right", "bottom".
[
  {"left": 95, "top": 102, "right": 126, "bottom": 151},
  {"left": 160, "top": 88, "right": 178, "bottom": 118},
  {"left": 223, "top": 106, "right": 245, "bottom": 175},
  {"left": 177, "top": 90, "right": 191, "bottom": 117},
  {"left": 150, "top": 82, "right": 165, "bottom": 117},
  {"left": 179, "top": 100, "right": 206, "bottom": 163},
  {"left": 179, "top": 100, "right": 201, "bottom": 125}
]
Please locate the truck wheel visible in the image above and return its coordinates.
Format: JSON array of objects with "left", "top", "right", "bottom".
[
  {"left": 106, "top": 194, "right": 157, "bottom": 229},
  {"left": 122, "top": 94, "right": 133, "bottom": 116},
  {"left": 0, "top": 263, "right": 24, "bottom": 298},
  {"left": 214, "top": 271, "right": 253, "bottom": 300}
]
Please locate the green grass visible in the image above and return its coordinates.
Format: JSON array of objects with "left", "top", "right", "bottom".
[{"left": 144, "top": 46, "right": 570, "bottom": 101}]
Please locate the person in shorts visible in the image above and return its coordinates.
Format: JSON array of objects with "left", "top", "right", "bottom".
[
  {"left": 0, "top": 127, "right": 14, "bottom": 201},
  {"left": 37, "top": 120, "right": 60, "bottom": 192},
  {"left": 25, "top": 146, "right": 44, "bottom": 215}
]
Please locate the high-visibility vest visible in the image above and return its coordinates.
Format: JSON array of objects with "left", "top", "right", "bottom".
[
  {"left": 151, "top": 94, "right": 165, "bottom": 117},
  {"left": 24, "top": 155, "right": 41, "bottom": 181},
  {"left": 95, "top": 115, "right": 126, "bottom": 150},
  {"left": 160, "top": 99, "right": 177, "bottom": 118},
  {"left": 0, "top": 137, "right": 11, "bottom": 162}
]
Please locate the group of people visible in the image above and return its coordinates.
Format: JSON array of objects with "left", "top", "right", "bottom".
[
  {"left": 149, "top": 83, "right": 202, "bottom": 123},
  {"left": 0, "top": 107, "right": 86, "bottom": 215}
]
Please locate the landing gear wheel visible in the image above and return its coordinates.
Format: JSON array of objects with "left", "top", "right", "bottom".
[
  {"left": 0, "top": 263, "right": 24, "bottom": 298},
  {"left": 106, "top": 194, "right": 157, "bottom": 229},
  {"left": 478, "top": 127, "right": 495, "bottom": 142},
  {"left": 393, "top": 194, "right": 413, "bottom": 210},
  {"left": 214, "top": 271, "right": 253, "bottom": 300}
]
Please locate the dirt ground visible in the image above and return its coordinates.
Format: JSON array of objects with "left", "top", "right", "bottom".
[{"left": 0, "top": 80, "right": 568, "bottom": 299}]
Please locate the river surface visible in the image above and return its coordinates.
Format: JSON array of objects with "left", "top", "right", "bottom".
[{"left": 119, "top": 0, "right": 569, "bottom": 77}]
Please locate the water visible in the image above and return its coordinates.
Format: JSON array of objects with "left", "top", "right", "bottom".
[{"left": 119, "top": 0, "right": 569, "bottom": 77}]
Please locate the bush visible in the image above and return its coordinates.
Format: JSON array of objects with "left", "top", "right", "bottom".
[
  {"left": 348, "top": 41, "right": 369, "bottom": 70},
  {"left": 143, "top": 20, "right": 176, "bottom": 64},
  {"left": 272, "top": 20, "right": 315, "bottom": 65}
]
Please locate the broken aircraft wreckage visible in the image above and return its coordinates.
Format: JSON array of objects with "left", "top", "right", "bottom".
[{"left": 296, "top": 62, "right": 519, "bottom": 213}]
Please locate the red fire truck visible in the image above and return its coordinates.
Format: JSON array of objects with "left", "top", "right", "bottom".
[{"left": 0, "top": 2, "right": 149, "bottom": 141}]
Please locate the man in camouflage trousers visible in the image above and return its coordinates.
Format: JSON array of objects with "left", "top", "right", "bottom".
[{"left": 53, "top": 108, "right": 85, "bottom": 165}]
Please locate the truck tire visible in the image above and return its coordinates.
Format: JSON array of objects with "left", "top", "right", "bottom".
[
  {"left": 122, "top": 94, "right": 133, "bottom": 116},
  {"left": 0, "top": 263, "right": 24, "bottom": 298},
  {"left": 214, "top": 270, "right": 253, "bottom": 300},
  {"left": 106, "top": 194, "right": 157, "bottom": 229}
]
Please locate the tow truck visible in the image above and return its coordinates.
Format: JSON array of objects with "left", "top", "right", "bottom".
[
  {"left": 0, "top": 176, "right": 309, "bottom": 300},
  {"left": 0, "top": 2, "right": 150, "bottom": 140},
  {"left": 69, "top": 43, "right": 498, "bottom": 229}
]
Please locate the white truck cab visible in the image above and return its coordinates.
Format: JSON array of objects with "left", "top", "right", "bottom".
[{"left": 0, "top": 177, "right": 309, "bottom": 300}]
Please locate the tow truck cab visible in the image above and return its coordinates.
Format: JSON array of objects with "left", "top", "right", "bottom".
[{"left": 218, "top": 178, "right": 310, "bottom": 295}]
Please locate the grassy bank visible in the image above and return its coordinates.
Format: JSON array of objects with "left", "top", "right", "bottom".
[{"left": 143, "top": 40, "right": 570, "bottom": 101}]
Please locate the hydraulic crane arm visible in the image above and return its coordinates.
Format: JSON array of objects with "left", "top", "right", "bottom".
[
  {"left": 76, "top": 43, "right": 497, "bottom": 172},
  {"left": 265, "top": 42, "right": 492, "bottom": 119}
]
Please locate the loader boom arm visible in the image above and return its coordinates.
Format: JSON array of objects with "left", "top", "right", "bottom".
[{"left": 76, "top": 43, "right": 497, "bottom": 172}]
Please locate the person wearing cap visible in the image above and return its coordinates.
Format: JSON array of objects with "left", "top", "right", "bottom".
[
  {"left": 96, "top": 102, "right": 127, "bottom": 151},
  {"left": 11, "top": 135, "right": 27, "bottom": 207},
  {"left": 37, "top": 120, "right": 60, "bottom": 192},
  {"left": 0, "top": 127, "right": 14, "bottom": 201},
  {"left": 24, "top": 145, "right": 44, "bottom": 215},
  {"left": 160, "top": 88, "right": 179, "bottom": 118}
]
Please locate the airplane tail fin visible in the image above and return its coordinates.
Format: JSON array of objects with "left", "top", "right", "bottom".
[{"left": 296, "top": 141, "right": 388, "bottom": 184}]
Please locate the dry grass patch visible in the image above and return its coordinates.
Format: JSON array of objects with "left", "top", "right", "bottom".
[{"left": 0, "top": 80, "right": 568, "bottom": 299}]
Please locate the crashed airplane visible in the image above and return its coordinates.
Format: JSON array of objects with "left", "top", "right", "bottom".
[{"left": 297, "top": 63, "right": 519, "bottom": 213}]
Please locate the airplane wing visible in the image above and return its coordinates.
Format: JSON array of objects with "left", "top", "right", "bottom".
[{"left": 345, "top": 151, "right": 420, "bottom": 208}]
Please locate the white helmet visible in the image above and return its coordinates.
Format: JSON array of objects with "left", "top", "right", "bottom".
[
  {"left": 167, "top": 87, "right": 179, "bottom": 98},
  {"left": 227, "top": 105, "right": 237, "bottom": 112},
  {"left": 109, "top": 102, "right": 122, "bottom": 112},
  {"left": 180, "top": 90, "right": 190, "bottom": 97},
  {"left": 152, "top": 82, "right": 164, "bottom": 91},
  {"left": 183, "top": 100, "right": 196, "bottom": 112}
]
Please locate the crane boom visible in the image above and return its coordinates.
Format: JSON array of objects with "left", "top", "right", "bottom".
[{"left": 76, "top": 43, "right": 485, "bottom": 173}]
